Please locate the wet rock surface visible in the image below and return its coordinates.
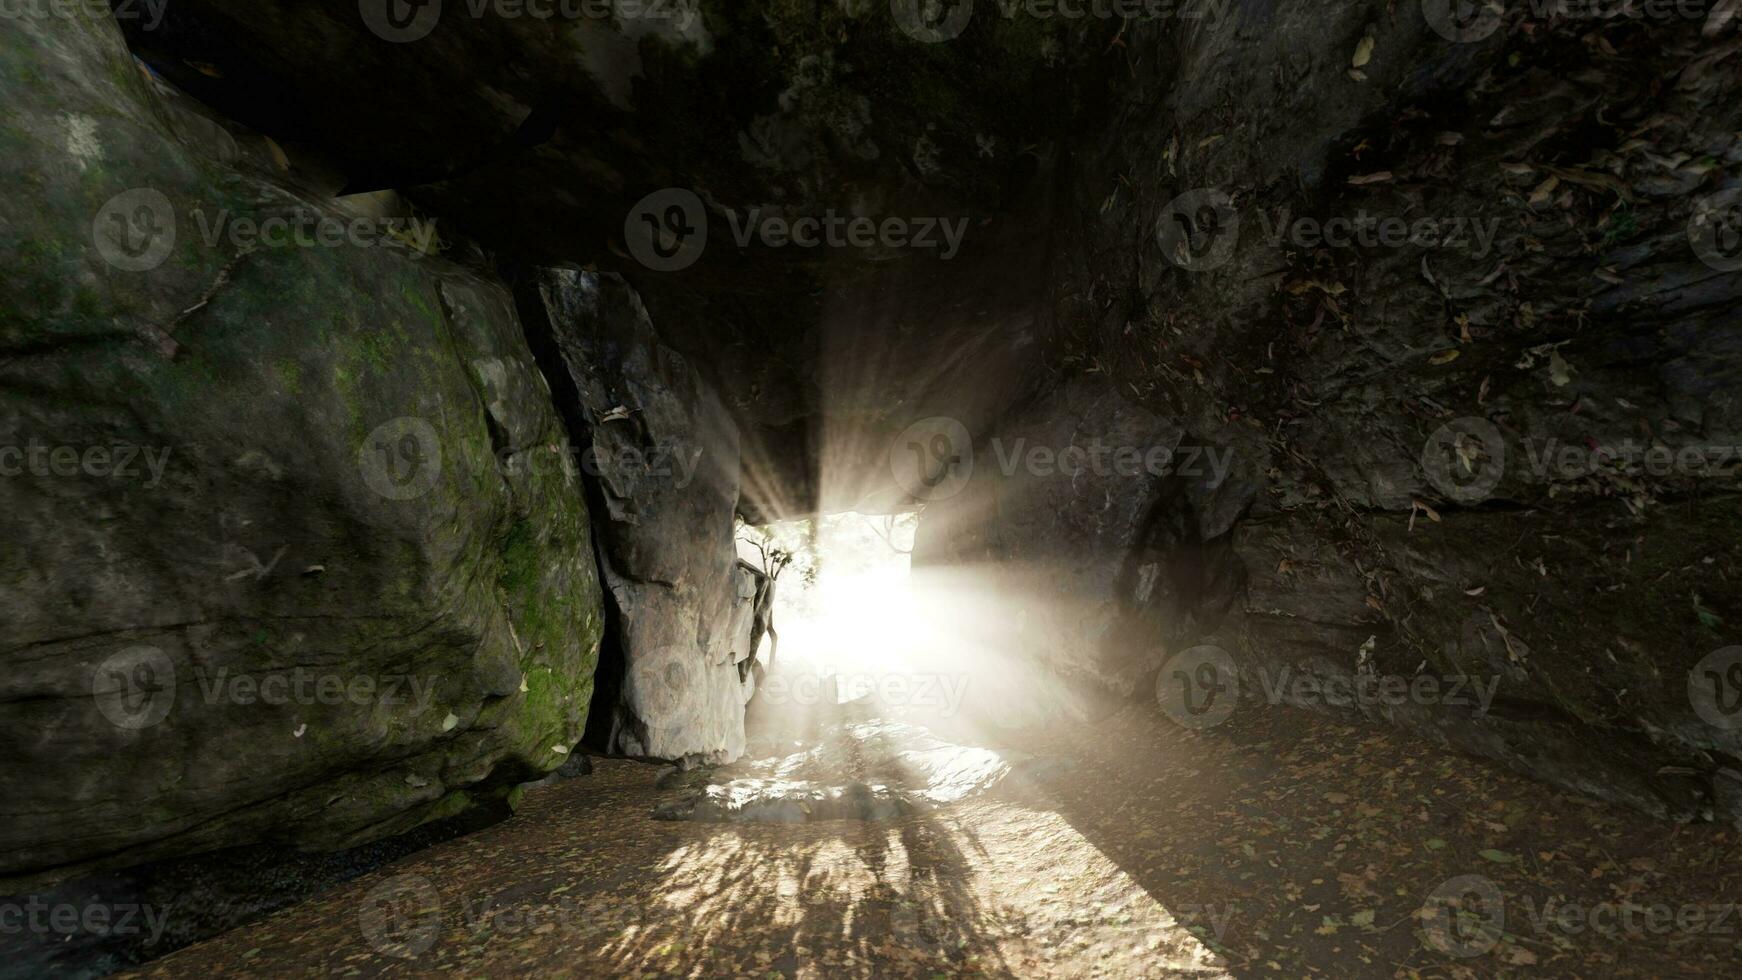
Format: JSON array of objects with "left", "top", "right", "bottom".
[{"left": 651, "top": 719, "right": 1015, "bottom": 824}]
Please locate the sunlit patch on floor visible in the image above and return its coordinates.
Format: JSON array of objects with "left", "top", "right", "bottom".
[
  {"left": 654, "top": 720, "right": 1017, "bottom": 823},
  {"left": 635, "top": 801, "right": 1233, "bottom": 977}
]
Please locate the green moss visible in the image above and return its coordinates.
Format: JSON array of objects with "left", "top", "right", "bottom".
[
  {"left": 358, "top": 330, "right": 395, "bottom": 375},
  {"left": 275, "top": 358, "right": 302, "bottom": 396}
]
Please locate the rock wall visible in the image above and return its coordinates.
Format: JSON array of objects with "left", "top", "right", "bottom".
[
  {"left": 0, "top": 10, "right": 604, "bottom": 889},
  {"left": 923, "top": 3, "right": 1742, "bottom": 824},
  {"left": 518, "top": 270, "right": 752, "bottom": 764},
  {"left": 107, "top": 0, "right": 1077, "bottom": 520}
]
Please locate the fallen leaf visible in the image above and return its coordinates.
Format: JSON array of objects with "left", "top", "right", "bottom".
[
  {"left": 1352, "top": 34, "right": 1376, "bottom": 68},
  {"left": 1549, "top": 349, "right": 1572, "bottom": 387}
]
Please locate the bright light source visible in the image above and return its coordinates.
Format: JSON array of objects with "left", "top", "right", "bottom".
[{"left": 739, "top": 512, "right": 919, "bottom": 701}]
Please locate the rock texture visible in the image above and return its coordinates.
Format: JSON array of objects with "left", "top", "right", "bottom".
[
  {"left": 5, "top": 0, "right": 1742, "bottom": 915},
  {"left": 519, "top": 270, "right": 752, "bottom": 763},
  {"left": 112, "top": 0, "right": 1075, "bottom": 518},
  {"left": 923, "top": 5, "right": 1742, "bottom": 822},
  {"left": 0, "top": 10, "right": 603, "bottom": 888}
]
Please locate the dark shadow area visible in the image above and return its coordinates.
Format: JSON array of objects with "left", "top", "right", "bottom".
[
  {"left": 0, "top": 795, "right": 519, "bottom": 980},
  {"left": 1006, "top": 697, "right": 1742, "bottom": 977}
]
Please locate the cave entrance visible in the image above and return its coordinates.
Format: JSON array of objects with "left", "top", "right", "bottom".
[{"left": 737, "top": 512, "right": 940, "bottom": 735}]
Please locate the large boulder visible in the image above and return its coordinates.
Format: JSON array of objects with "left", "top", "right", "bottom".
[
  {"left": 519, "top": 269, "right": 751, "bottom": 763},
  {"left": 0, "top": 9, "right": 603, "bottom": 888}
]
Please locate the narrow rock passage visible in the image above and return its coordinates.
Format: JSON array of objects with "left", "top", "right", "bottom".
[{"left": 130, "top": 706, "right": 1741, "bottom": 979}]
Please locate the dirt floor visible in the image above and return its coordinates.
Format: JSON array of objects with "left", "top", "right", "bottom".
[{"left": 127, "top": 703, "right": 1742, "bottom": 978}]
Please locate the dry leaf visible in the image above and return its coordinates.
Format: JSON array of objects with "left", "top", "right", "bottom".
[
  {"left": 1549, "top": 348, "right": 1573, "bottom": 387},
  {"left": 1352, "top": 34, "right": 1375, "bottom": 68}
]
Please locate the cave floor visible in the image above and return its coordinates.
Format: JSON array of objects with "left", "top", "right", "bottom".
[{"left": 129, "top": 705, "right": 1741, "bottom": 979}]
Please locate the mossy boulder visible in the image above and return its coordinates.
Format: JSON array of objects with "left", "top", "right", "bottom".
[{"left": 0, "top": 9, "right": 603, "bottom": 888}]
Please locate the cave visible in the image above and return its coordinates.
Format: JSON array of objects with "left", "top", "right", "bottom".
[{"left": 3, "top": 2, "right": 1742, "bottom": 977}]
